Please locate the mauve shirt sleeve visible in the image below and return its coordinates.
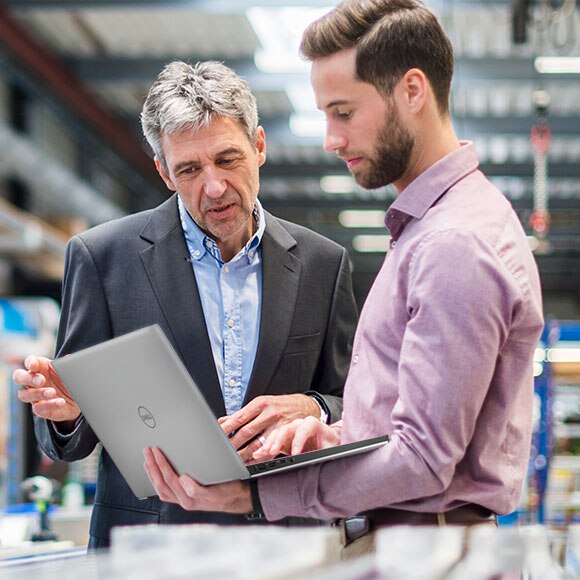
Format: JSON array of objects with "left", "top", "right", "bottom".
[{"left": 259, "top": 228, "right": 525, "bottom": 521}]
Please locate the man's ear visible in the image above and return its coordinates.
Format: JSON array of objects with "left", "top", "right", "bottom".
[
  {"left": 400, "top": 68, "right": 428, "bottom": 114},
  {"left": 154, "top": 156, "right": 177, "bottom": 191},
  {"left": 255, "top": 126, "right": 267, "bottom": 167}
]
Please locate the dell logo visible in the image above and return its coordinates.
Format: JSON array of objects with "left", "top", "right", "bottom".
[{"left": 138, "top": 406, "right": 156, "bottom": 429}]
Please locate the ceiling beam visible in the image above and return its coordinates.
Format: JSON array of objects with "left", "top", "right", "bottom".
[
  {"left": 1, "top": 0, "right": 338, "bottom": 10},
  {"left": 2, "top": 0, "right": 514, "bottom": 8},
  {"left": 65, "top": 54, "right": 580, "bottom": 86}
]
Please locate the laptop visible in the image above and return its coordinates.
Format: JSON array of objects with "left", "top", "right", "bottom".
[{"left": 52, "top": 325, "right": 389, "bottom": 499}]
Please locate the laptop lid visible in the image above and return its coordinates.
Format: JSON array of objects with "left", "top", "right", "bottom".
[{"left": 52, "top": 325, "right": 388, "bottom": 499}]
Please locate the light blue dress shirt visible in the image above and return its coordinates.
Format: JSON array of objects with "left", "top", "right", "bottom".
[{"left": 177, "top": 196, "right": 265, "bottom": 415}]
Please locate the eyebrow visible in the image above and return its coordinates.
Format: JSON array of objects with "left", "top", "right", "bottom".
[
  {"left": 322, "top": 99, "right": 352, "bottom": 110},
  {"left": 172, "top": 146, "right": 244, "bottom": 173}
]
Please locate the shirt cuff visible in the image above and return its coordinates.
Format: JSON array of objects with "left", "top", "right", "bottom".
[
  {"left": 259, "top": 469, "right": 306, "bottom": 521},
  {"left": 307, "top": 392, "right": 330, "bottom": 424},
  {"left": 50, "top": 415, "right": 84, "bottom": 441}
]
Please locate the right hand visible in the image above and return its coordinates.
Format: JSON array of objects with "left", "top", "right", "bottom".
[
  {"left": 14, "top": 355, "right": 81, "bottom": 429},
  {"left": 252, "top": 416, "right": 341, "bottom": 461}
]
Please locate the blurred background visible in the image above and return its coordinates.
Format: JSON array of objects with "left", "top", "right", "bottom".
[{"left": 0, "top": 0, "right": 579, "bottom": 561}]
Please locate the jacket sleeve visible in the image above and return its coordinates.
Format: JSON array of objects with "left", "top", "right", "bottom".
[
  {"left": 34, "top": 235, "right": 112, "bottom": 462},
  {"left": 309, "top": 247, "right": 358, "bottom": 423}
]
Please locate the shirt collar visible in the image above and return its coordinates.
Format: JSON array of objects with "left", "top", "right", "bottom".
[
  {"left": 385, "top": 141, "right": 479, "bottom": 240},
  {"left": 178, "top": 196, "right": 265, "bottom": 265}
]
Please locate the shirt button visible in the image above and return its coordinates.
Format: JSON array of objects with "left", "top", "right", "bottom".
[
  {"left": 193, "top": 250, "right": 201, "bottom": 257},
  {"left": 391, "top": 241, "right": 397, "bottom": 248},
  {"left": 223, "top": 265, "right": 230, "bottom": 273},
  {"left": 205, "top": 240, "right": 212, "bottom": 248},
  {"left": 227, "top": 319, "right": 234, "bottom": 328},
  {"left": 249, "top": 251, "right": 255, "bottom": 258},
  {"left": 228, "top": 379, "right": 236, "bottom": 387},
  {"left": 353, "top": 354, "right": 360, "bottom": 364}
]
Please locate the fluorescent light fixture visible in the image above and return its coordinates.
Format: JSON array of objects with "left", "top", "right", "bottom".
[
  {"left": 339, "top": 209, "right": 386, "bottom": 228},
  {"left": 248, "top": 7, "right": 331, "bottom": 74},
  {"left": 534, "top": 347, "right": 545, "bottom": 363},
  {"left": 254, "top": 51, "right": 309, "bottom": 74},
  {"left": 321, "top": 176, "right": 355, "bottom": 195},
  {"left": 352, "top": 234, "right": 391, "bottom": 253},
  {"left": 285, "top": 83, "right": 318, "bottom": 113},
  {"left": 547, "top": 347, "right": 580, "bottom": 363},
  {"left": 289, "top": 113, "right": 326, "bottom": 137},
  {"left": 533, "top": 362, "right": 544, "bottom": 377},
  {"left": 534, "top": 57, "right": 580, "bottom": 74}
]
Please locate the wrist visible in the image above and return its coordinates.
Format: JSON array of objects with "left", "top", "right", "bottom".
[
  {"left": 308, "top": 394, "right": 329, "bottom": 425},
  {"left": 245, "top": 480, "right": 265, "bottom": 520}
]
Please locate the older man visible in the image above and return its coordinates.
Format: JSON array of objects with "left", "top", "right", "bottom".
[{"left": 15, "top": 60, "right": 357, "bottom": 549}]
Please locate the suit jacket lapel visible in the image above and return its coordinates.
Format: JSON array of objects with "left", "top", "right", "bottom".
[
  {"left": 245, "top": 212, "right": 301, "bottom": 403},
  {"left": 138, "top": 195, "right": 225, "bottom": 416}
]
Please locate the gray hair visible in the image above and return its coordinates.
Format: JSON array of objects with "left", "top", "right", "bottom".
[{"left": 141, "top": 60, "right": 259, "bottom": 168}]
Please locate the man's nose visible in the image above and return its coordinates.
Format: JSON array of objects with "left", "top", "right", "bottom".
[
  {"left": 202, "top": 168, "right": 227, "bottom": 198},
  {"left": 323, "top": 129, "right": 347, "bottom": 154}
]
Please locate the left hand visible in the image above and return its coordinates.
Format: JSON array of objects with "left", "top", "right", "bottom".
[
  {"left": 218, "top": 394, "right": 321, "bottom": 462},
  {"left": 143, "top": 447, "right": 252, "bottom": 514}
]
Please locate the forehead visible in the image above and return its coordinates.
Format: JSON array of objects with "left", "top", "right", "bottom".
[
  {"left": 310, "top": 48, "right": 360, "bottom": 108},
  {"left": 161, "top": 117, "right": 250, "bottom": 161}
]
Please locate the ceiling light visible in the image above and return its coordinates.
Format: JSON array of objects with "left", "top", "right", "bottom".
[
  {"left": 247, "top": 7, "right": 331, "bottom": 74},
  {"left": 352, "top": 235, "right": 391, "bottom": 253},
  {"left": 534, "top": 57, "right": 580, "bottom": 74},
  {"left": 339, "top": 210, "right": 386, "bottom": 227},
  {"left": 289, "top": 113, "right": 325, "bottom": 137},
  {"left": 547, "top": 346, "right": 580, "bottom": 363},
  {"left": 320, "top": 176, "right": 355, "bottom": 195}
]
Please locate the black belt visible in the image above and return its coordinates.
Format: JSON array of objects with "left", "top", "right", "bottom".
[{"left": 333, "top": 504, "right": 496, "bottom": 546}]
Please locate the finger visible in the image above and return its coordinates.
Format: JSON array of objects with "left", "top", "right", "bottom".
[
  {"left": 144, "top": 448, "right": 179, "bottom": 503},
  {"left": 292, "top": 417, "right": 321, "bottom": 454},
  {"left": 238, "top": 435, "right": 267, "bottom": 463},
  {"left": 259, "top": 424, "right": 295, "bottom": 458},
  {"left": 143, "top": 448, "right": 173, "bottom": 502},
  {"left": 151, "top": 448, "right": 195, "bottom": 509},
  {"left": 18, "top": 386, "right": 50, "bottom": 404},
  {"left": 12, "top": 369, "right": 45, "bottom": 388},
  {"left": 23, "top": 355, "right": 41, "bottom": 372},
  {"left": 219, "top": 401, "right": 262, "bottom": 438},
  {"left": 228, "top": 415, "right": 272, "bottom": 451}
]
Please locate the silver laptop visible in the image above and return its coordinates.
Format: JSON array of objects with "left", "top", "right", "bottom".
[{"left": 52, "top": 325, "right": 389, "bottom": 499}]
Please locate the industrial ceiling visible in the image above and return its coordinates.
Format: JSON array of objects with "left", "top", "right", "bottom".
[{"left": 0, "top": 0, "right": 578, "bottom": 312}]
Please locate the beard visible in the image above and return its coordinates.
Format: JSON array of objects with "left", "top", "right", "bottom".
[{"left": 351, "top": 106, "right": 414, "bottom": 190}]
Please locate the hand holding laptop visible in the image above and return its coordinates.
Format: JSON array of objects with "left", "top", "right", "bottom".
[
  {"left": 144, "top": 447, "right": 253, "bottom": 515},
  {"left": 14, "top": 355, "right": 81, "bottom": 431}
]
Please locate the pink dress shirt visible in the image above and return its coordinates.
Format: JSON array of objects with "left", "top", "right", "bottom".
[{"left": 259, "top": 142, "right": 544, "bottom": 520}]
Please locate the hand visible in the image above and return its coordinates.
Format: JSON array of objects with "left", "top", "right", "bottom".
[
  {"left": 253, "top": 416, "right": 341, "bottom": 461},
  {"left": 143, "top": 447, "right": 252, "bottom": 514},
  {"left": 218, "top": 394, "right": 321, "bottom": 462},
  {"left": 14, "top": 355, "right": 81, "bottom": 430}
]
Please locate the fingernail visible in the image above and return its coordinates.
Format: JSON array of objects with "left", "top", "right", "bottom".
[{"left": 32, "top": 376, "right": 43, "bottom": 386}]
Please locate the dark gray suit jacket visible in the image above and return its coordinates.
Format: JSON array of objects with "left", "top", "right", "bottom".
[{"left": 35, "top": 194, "right": 357, "bottom": 548}]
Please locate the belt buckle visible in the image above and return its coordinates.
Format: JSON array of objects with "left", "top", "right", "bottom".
[{"left": 333, "top": 516, "right": 370, "bottom": 547}]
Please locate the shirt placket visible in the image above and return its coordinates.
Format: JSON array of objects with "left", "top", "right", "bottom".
[{"left": 220, "top": 262, "right": 243, "bottom": 415}]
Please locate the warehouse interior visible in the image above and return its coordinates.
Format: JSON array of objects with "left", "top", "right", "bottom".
[{"left": 0, "top": 0, "right": 579, "bottom": 576}]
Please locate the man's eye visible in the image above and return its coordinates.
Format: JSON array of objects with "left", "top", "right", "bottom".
[
  {"left": 336, "top": 110, "right": 352, "bottom": 120},
  {"left": 218, "top": 158, "right": 235, "bottom": 166}
]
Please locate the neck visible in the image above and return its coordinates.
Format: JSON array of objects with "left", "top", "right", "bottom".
[
  {"left": 394, "top": 115, "right": 460, "bottom": 193},
  {"left": 217, "top": 219, "right": 256, "bottom": 263}
]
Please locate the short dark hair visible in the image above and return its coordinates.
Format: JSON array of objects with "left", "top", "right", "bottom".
[{"left": 300, "top": 0, "right": 454, "bottom": 114}]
